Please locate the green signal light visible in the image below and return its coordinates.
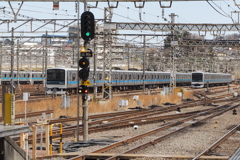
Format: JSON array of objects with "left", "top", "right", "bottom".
[{"left": 86, "top": 32, "right": 90, "bottom": 36}]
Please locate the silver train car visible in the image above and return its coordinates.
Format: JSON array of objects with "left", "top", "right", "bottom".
[
  {"left": 46, "top": 67, "right": 191, "bottom": 94},
  {"left": 1, "top": 71, "right": 43, "bottom": 85},
  {"left": 191, "top": 71, "right": 232, "bottom": 88}
]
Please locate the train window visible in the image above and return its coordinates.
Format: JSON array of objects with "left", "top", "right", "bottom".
[
  {"left": 125, "top": 75, "right": 127, "bottom": 80},
  {"left": 138, "top": 75, "right": 140, "bottom": 79},
  {"left": 4, "top": 74, "right": 6, "bottom": 77},
  {"left": 99, "top": 74, "right": 102, "bottom": 80},
  {"left": 129, "top": 75, "right": 132, "bottom": 79},
  {"left": 14, "top": 74, "right": 16, "bottom": 77},
  {"left": 46, "top": 69, "right": 65, "bottom": 83},
  {"left": 121, "top": 75, "right": 123, "bottom": 80}
]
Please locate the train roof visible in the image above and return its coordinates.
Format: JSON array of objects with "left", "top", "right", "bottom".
[
  {"left": 191, "top": 71, "right": 231, "bottom": 75},
  {"left": 47, "top": 67, "right": 172, "bottom": 73}
]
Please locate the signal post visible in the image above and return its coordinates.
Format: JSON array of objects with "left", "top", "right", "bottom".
[{"left": 78, "top": 11, "right": 95, "bottom": 141}]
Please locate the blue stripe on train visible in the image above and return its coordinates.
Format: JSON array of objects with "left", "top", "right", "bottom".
[
  {"left": 66, "top": 79, "right": 191, "bottom": 85},
  {"left": 204, "top": 79, "right": 231, "bottom": 82}
]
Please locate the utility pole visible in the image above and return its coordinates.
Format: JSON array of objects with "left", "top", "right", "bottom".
[
  {"left": 42, "top": 47, "right": 44, "bottom": 85},
  {"left": 11, "top": 27, "right": 14, "bottom": 93},
  {"left": 76, "top": 0, "right": 80, "bottom": 141},
  {"left": 93, "top": 39, "right": 97, "bottom": 100},
  {"left": 44, "top": 31, "right": 48, "bottom": 88},
  {"left": 102, "top": 7, "right": 113, "bottom": 99},
  {"left": 169, "top": 13, "right": 177, "bottom": 94},
  {"left": 17, "top": 40, "right": 19, "bottom": 85},
  {"left": 143, "top": 35, "right": 146, "bottom": 93},
  {"left": 0, "top": 41, "right": 2, "bottom": 85}
]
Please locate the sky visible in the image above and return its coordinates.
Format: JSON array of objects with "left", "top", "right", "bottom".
[{"left": 0, "top": 1, "right": 240, "bottom": 42}]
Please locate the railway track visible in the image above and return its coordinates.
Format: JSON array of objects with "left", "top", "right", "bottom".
[
  {"left": 5, "top": 84, "right": 239, "bottom": 160},
  {"left": 40, "top": 100, "right": 240, "bottom": 160},
  {"left": 14, "top": 92, "right": 238, "bottom": 144},
  {"left": 0, "top": 110, "right": 54, "bottom": 121}
]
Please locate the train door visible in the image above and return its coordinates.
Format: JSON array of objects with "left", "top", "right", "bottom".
[
  {"left": 124, "top": 72, "right": 128, "bottom": 87},
  {"left": 129, "top": 73, "right": 133, "bottom": 87},
  {"left": 115, "top": 71, "right": 119, "bottom": 87},
  {"left": 67, "top": 71, "right": 72, "bottom": 88},
  {"left": 111, "top": 71, "right": 116, "bottom": 87},
  {"left": 119, "top": 72, "right": 123, "bottom": 86}
]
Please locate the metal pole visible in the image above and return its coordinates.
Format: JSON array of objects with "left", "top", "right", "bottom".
[
  {"left": 30, "top": 51, "right": 32, "bottom": 85},
  {"left": 72, "top": 42, "right": 75, "bottom": 65},
  {"left": 128, "top": 45, "right": 130, "bottom": 70},
  {"left": 44, "top": 31, "right": 48, "bottom": 88},
  {"left": 0, "top": 42, "right": 2, "bottom": 85},
  {"left": 17, "top": 40, "right": 19, "bottom": 85},
  {"left": 11, "top": 27, "right": 14, "bottom": 93},
  {"left": 76, "top": 0, "right": 80, "bottom": 141},
  {"left": 143, "top": 35, "right": 146, "bottom": 93},
  {"left": 26, "top": 133, "right": 28, "bottom": 160},
  {"left": 93, "top": 39, "right": 97, "bottom": 100},
  {"left": 42, "top": 47, "right": 44, "bottom": 84},
  {"left": 82, "top": 0, "right": 88, "bottom": 142},
  {"left": 25, "top": 101, "right": 26, "bottom": 123}
]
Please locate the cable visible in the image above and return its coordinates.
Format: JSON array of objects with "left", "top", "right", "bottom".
[{"left": 206, "top": 0, "right": 229, "bottom": 17}]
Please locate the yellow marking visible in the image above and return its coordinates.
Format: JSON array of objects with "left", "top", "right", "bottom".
[{"left": 81, "top": 80, "right": 90, "bottom": 86}]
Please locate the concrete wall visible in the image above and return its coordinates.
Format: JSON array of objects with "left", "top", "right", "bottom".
[{"left": 0, "top": 136, "right": 30, "bottom": 160}]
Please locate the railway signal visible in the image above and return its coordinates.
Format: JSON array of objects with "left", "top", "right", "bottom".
[
  {"left": 81, "top": 11, "right": 95, "bottom": 41},
  {"left": 78, "top": 85, "right": 89, "bottom": 94},
  {"left": 78, "top": 46, "right": 90, "bottom": 81},
  {"left": 79, "top": 11, "right": 94, "bottom": 142}
]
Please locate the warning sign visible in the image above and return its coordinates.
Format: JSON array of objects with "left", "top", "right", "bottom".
[{"left": 80, "top": 46, "right": 87, "bottom": 53}]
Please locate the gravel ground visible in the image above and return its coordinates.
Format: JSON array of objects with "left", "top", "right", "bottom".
[
  {"left": 134, "top": 104, "right": 240, "bottom": 159},
  {"left": 33, "top": 90, "right": 240, "bottom": 160}
]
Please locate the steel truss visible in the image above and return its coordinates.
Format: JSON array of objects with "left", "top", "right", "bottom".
[
  {"left": 114, "top": 23, "right": 240, "bottom": 33},
  {"left": 179, "top": 39, "right": 240, "bottom": 47},
  {"left": 102, "top": 8, "right": 113, "bottom": 99},
  {"left": 1, "top": 17, "right": 240, "bottom": 33}
]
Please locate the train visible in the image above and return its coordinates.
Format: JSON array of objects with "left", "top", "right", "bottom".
[
  {"left": 0, "top": 70, "right": 43, "bottom": 85},
  {"left": 0, "top": 68, "right": 233, "bottom": 92},
  {"left": 191, "top": 71, "right": 232, "bottom": 88},
  {"left": 45, "top": 67, "right": 192, "bottom": 94}
]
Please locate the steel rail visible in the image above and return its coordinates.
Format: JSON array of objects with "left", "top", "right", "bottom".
[
  {"left": 96, "top": 103, "right": 240, "bottom": 160},
  {"left": 192, "top": 124, "right": 240, "bottom": 160},
  {"left": 0, "top": 109, "right": 54, "bottom": 121},
  {"left": 66, "top": 101, "right": 240, "bottom": 160},
  {"left": 27, "top": 95, "right": 236, "bottom": 140},
  {"left": 15, "top": 108, "right": 204, "bottom": 144}
]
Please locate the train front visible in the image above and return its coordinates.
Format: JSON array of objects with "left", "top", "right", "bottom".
[
  {"left": 45, "top": 68, "right": 67, "bottom": 94},
  {"left": 191, "top": 72, "right": 204, "bottom": 88}
]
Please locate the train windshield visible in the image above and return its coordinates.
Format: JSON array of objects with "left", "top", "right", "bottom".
[
  {"left": 192, "top": 73, "right": 203, "bottom": 82},
  {"left": 47, "top": 69, "right": 65, "bottom": 84}
]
